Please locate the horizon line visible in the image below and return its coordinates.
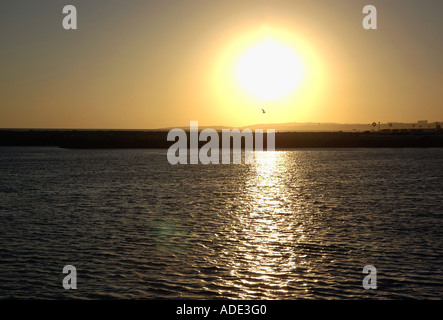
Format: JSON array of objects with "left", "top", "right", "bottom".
[{"left": 0, "top": 120, "right": 442, "bottom": 131}]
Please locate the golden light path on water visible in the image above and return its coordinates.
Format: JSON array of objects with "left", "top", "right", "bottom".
[{"left": 210, "top": 152, "right": 313, "bottom": 299}]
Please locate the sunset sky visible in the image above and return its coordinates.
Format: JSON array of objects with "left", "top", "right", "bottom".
[{"left": 1, "top": 0, "right": 442, "bottom": 129}]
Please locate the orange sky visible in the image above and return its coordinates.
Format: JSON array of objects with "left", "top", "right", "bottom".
[{"left": 0, "top": 0, "right": 442, "bottom": 129}]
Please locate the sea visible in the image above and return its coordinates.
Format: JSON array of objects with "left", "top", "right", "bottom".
[{"left": 0, "top": 147, "right": 442, "bottom": 299}]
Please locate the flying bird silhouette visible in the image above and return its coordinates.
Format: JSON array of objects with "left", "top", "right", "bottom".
[{"left": 261, "top": 108, "right": 266, "bottom": 114}]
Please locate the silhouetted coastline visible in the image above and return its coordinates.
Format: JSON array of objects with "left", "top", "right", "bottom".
[{"left": 0, "top": 129, "right": 442, "bottom": 149}]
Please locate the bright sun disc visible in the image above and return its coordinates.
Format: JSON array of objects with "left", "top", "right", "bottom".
[{"left": 236, "top": 39, "right": 304, "bottom": 101}]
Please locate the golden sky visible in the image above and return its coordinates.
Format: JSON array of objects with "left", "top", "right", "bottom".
[{"left": 0, "top": 0, "right": 442, "bottom": 129}]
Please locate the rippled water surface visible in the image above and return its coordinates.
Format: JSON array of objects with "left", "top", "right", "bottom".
[{"left": 0, "top": 147, "right": 442, "bottom": 299}]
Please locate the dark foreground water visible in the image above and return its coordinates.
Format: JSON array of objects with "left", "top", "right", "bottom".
[{"left": 0, "top": 147, "right": 442, "bottom": 299}]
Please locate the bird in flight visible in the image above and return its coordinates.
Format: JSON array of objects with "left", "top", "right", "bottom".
[{"left": 261, "top": 108, "right": 266, "bottom": 114}]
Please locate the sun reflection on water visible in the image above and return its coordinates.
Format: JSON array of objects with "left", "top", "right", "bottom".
[{"left": 213, "top": 151, "right": 312, "bottom": 299}]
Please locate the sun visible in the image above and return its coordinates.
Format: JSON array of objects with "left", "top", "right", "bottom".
[{"left": 235, "top": 39, "right": 305, "bottom": 101}]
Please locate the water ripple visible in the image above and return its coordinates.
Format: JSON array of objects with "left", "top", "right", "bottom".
[{"left": 0, "top": 147, "right": 442, "bottom": 299}]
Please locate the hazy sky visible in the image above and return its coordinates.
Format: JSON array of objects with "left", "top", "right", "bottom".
[{"left": 1, "top": 0, "right": 442, "bottom": 129}]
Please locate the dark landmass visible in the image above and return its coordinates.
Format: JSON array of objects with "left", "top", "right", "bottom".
[{"left": 1, "top": 129, "right": 442, "bottom": 148}]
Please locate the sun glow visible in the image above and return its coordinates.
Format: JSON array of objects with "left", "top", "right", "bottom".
[
  {"left": 236, "top": 39, "right": 305, "bottom": 101},
  {"left": 210, "top": 27, "right": 327, "bottom": 126}
]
